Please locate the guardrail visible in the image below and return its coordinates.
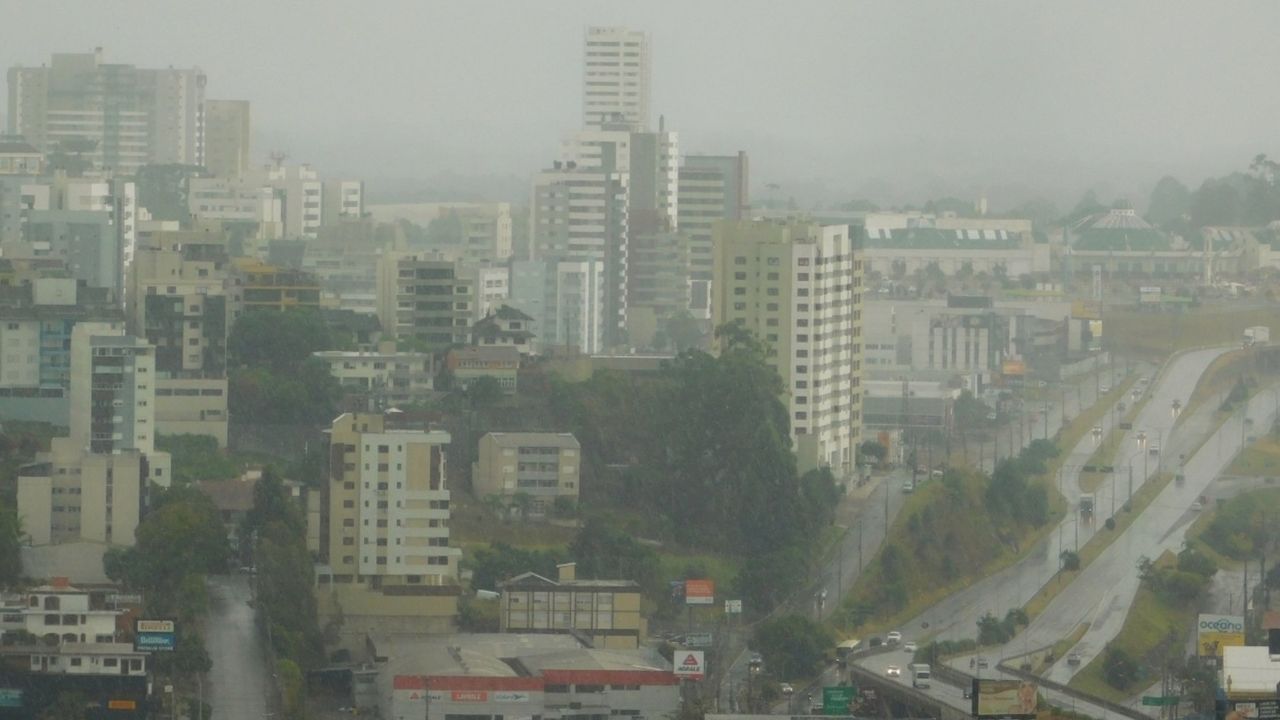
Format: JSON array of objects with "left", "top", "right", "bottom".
[{"left": 996, "top": 656, "right": 1147, "bottom": 720}]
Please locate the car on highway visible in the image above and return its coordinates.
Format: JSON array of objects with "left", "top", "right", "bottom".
[
  {"left": 1192, "top": 500, "right": 1204, "bottom": 511},
  {"left": 1150, "top": 443, "right": 1160, "bottom": 455},
  {"left": 903, "top": 641, "right": 917, "bottom": 653},
  {"left": 902, "top": 481, "right": 914, "bottom": 493},
  {"left": 810, "top": 698, "right": 824, "bottom": 713},
  {"left": 1101, "top": 385, "right": 1110, "bottom": 393},
  {"left": 780, "top": 683, "right": 794, "bottom": 696},
  {"left": 749, "top": 653, "right": 763, "bottom": 668},
  {"left": 887, "top": 631, "right": 902, "bottom": 644},
  {"left": 886, "top": 664, "right": 901, "bottom": 677},
  {"left": 976, "top": 656, "right": 989, "bottom": 669},
  {"left": 1067, "top": 652, "right": 1081, "bottom": 666}
]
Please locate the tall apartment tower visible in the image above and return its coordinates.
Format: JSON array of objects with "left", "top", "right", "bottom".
[
  {"left": 18, "top": 325, "right": 170, "bottom": 547},
  {"left": 203, "top": 100, "right": 250, "bottom": 178},
  {"left": 560, "top": 119, "right": 678, "bottom": 236},
  {"left": 126, "top": 229, "right": 231, "bottom": 445},
  {"left": 678, "top": 152, "right": 750, "bottom": 317},
  {"left": 711, "top": 220, "right": 863, "bottom": 476},
  {"left": 7, "top": 48, "right": 206, "bottom": 174},
  {"left": 311, "top": 413, "right": 461, "bottom": 637},
  {"left": 582, "top": 27, "right": 651, "bottom": 131},
  {"left": 530, "top": 164, "right": 629, "bottom": 347},
  {"left": 375, "top": 252, "right": 476, "bottom": 350}
]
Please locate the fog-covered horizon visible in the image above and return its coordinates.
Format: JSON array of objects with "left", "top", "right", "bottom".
[{"left": 5, "top": 0, "right": 1280, "bottom": 211}]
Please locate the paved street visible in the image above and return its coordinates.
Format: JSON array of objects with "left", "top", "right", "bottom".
[{"left": 205, "top": 573, "right": 271, "bottom": 720}]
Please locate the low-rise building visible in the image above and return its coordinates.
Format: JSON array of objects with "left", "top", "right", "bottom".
[
  {"left": 313, "top": 347, "right": 434, "bottom": 411},
  {"left": 231, "top": 257, "right": 321, "bottom": 316},
  {"left": 471, "top": 306, "right": 536, "bottom": 355},
  {"left": 446, "top": 346, "right": 520, "bottom": 394},
  {"left": 474, "top": 433, "right": 580, "bottom": 515},
  {"left": 497, "top": 562, "right": 643, "bottom": 649}
]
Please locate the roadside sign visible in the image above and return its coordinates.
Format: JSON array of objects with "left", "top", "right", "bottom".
[
  {"left": 823, "top": 686, "right": 857, "bottom": 715},
  {"left": 684, "top": 632, "right": 713, "bottom": 648},
  {"left": 1142, "top": 696, "right": 1180, "bottom": 707},
  {"left": 684, "top": 579, "right": 715, "bottom": 605},
  {"left": 134, "top": 618, "right": 177, "bottom": 652},
  {"left": 725, "top": 599, "right": 742, "bottom": 614},
  {"left": 674, "top": 651, "right": 705, "bottom": 679},
  {"left": 0, "top": 689, "right": 21, "bottom": 708}
]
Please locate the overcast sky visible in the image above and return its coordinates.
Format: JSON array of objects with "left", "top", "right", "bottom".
[{"left": 5, "top": 0, "right": 1280, "bottom": 208}]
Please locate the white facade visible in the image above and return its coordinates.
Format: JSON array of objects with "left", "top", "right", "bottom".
[
  {"left": 511, "top": 259, "right": 605, "bottom": 354},
  {"left": 2, "top": 584, "right": 120, "bottom": 644},
  {"left": 472, "top": 265, "right": 511, "bottom": 320},
  {"left": 313, "top": 350, "right": 434, "bottom": 408},
  {"left": 249, "top": 164, "right": 323, "bottom": 239},
  {"left": 582, "top": 27, "right": 651, "bottom": 130},
  {"left": 188, "top": 176, "right": 283, "bottom": 234},
  {"left": 323, "top": 179, "right": 365, "bottom": 224}
]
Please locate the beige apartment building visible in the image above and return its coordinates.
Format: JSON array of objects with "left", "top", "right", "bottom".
[
  {"left": 712, "top": 219, "right": 864, "bottom": 476},
  {"left": 375, "top": 252, "right": 475, "bottom": 350},
  {"left": 18, "top": 327, "right": 170, "bottom": 547},
  {"left": 498, "top": 562, "right": 644, "bottom": 650},
  {"left": 474, "top": 433, "right": 580, "bottom": 516},
  {"left": 203, "top": 100, "right": 251, "bottom": 178},
  {"left": 310, "top": 413, "right": 461, "bottom": 644}
]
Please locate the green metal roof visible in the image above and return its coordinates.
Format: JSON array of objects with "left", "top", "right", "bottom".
[{"left": 1072, "top": 228, "right": 1171, "bottom": 252}]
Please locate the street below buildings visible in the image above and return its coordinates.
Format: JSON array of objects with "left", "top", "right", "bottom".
[{"left": 205, "top": 573, "right": 272, "bottom": 720}]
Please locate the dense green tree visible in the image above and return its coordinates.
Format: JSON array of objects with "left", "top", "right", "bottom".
[
  {"left": 570, "top": 518, "right": 660, "bottom": 593},
  {"left": 857, "top": 440, "right": 887, "bottom": 465},
  {"left": 426, "top": 211, "right": 465, "bottom": 245},
  {"left": 466, "top": 376, "right": 505, "bottom": 408},
  {"left": 1146, "top": 176, "right": 1191, "bottom": 228},
  {"left": 732, "top": 545, "right": 807, "bottom": 613},
  {"left": 1103, "top": 646, "right": 1138, "bottom": 689},
  {"left": 158, "top": 434, "right": 240, "bottom": 484},
  {"left": 38, "top": 691, "right": 87, "bottom": 720},
  {"left": 229, "top": 309, "right": 334, "bottom": 374},
  {"left": 752, "top": 615, "right": 834, "bottom": 680},
  {"left": 0, "top": 506, "right": 23, "bottom": 587},
  {"left": 468, "top": 543, "right": 569, "bottom": 592}
]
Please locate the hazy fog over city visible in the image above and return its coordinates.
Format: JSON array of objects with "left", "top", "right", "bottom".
[{"left": 6, "top": 0, "right": 1280, "bottom": 208}]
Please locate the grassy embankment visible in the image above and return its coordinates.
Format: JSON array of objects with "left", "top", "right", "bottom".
[{"left": 1107, "top": 307, "right": 1274, "bottom": 360}]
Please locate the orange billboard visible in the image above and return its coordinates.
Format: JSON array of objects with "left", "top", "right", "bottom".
[{"left": 685, "top": 579, "right": 715, "bottom": 605}]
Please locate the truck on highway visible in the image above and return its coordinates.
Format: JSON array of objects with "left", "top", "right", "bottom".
[
  {"left": 1244, "top": 326, "right": 1270, "bottom": 346},
  {"left": 910, "top": 663, "right": 931, "bottom": 689},
  {"left": 1079, "top": 493, "right": 1094, "bottom": 515}
]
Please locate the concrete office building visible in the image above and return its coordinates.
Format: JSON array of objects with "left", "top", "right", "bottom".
[
  {"left": 625, "top": 230, "right": 692, "bottom": 347},
  {"left": 530, "top": 165, "right": 628, "bottom": 346},
  {"left": 188, "top": 176, "right": 283, "bottom": 238},
  {"left": 18, "top": 326, "right": 170, "bottom": 548},
  {"left": 474, "top": 433, "right": 580, "bottom": 515},
  {"left": 582, "top": 27, "right": 651, "bottom": 130},
  {"left": 310, "top": 413, "right": 462, "bottom": 643},
  {"left": 560, "top": 123, "right": 678, "bottom": 236},
  {"left": 127, "top": 229, "right": 231, "bottom": 445},
  {"left": 712, "top": 220, "right": 864, "bottom": 475},
  {"left": 678, "top": 153, "right": 749, "bottom": 317},
  {"left": 7, "top": 48, "right": 205, "bottom": 174},
  {"left": 375, "top": 252, "right": 475, "bottom": 350},
  {"left": 203, "top": 99, "right": 250, "bottom": 178},
  {"left": 251, "top": 164, "right": 322, "bottom": 239},
  {"left": 498, "top": 563, "right": 644, "bottom": 649},
  {"left": 471, "top": 264, "right": 510, "bottom": 320},
  {"left": 323, "top": 180, "right": 364, "bottom": 225},
  {"left": 312, "top": 348, "right": 434, "bottom": 412},
  {"left": 0, "top": 278, "right": 122, "bottom": 425},
  {"left": 510, "top": 259, "right": 606, "bottom": 354}
]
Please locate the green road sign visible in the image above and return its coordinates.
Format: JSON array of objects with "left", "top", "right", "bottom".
[
  {"left": 1142, "top": 696, "right": 1180, "bottom": 707},
  {"left": 823, "top": 686, "right": 857, "bottom": 715}
]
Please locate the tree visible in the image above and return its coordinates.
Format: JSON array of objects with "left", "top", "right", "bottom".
[
  {"left": 857, "top": 440, "right": 887, "bottom": 466},
  {"left": 229, "top": 309, "right": 333, "bottom": 374},
  {"left": 661, "top": 312, "right": 705, "bottom": 352},
  {"left": 469, "top": 543, "right": 568, "bottom": 592},
  {"left": 466, "top": 376, "right": 505, "bottom": 408},
  {"left": 158, "top": 434, "right": 240, "bottom": 485},
  {"left": 1146, "top": 176, "right": 1191, "bottom": 228},
  {"left": 0, "top": 507, "right": 23, "bottom": 587},
  {"left": 752, "top": 615, "right": 833, "bottom": 680},
  {"left": 1060, "top": 550, "right": 1081, "bottom": 571},
  {"left": 570, "top": 517, "right": 660, "bottom": 593},
  {"left": 38, "top": 692, "right": 87, "bottom": 720},
  {"left": 1102, "top": 646, "right": 1138, "bottom": 689}
]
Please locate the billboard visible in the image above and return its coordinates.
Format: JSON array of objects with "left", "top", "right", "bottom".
[
  {"left": 1228, "top": 700, "right": 1280, "bottom": 720},
  {"left": 674, "top": 651, "right": 705, "bottom": 679},
  {"left": 684, "top": 579, "right": 715, "bottom": 605},
  {"left": 823, "top": 686, "right": 857, "bottom": 715},
  {"left": 1198, "top": 614, "right": 1245, "bottom": 657},
  {"left": 134, "top": 619, "right": 176, "bottom": 652},
  {"left": 971, "top": 679, "right": 1038, "bottom": 718}
]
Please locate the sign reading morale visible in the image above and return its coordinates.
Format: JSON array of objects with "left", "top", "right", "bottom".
[
  {"left": 134, "top": 618, "right": 176, "bottom": 652},
  {"left": 1198, "top": 614, "right": 1245, "bottom": 657},
  {"left": 674, "top": 651, "right": 705, "bottom": 679},
  {"left": 971, "top": 679, "right": 1038, "bottom": 719}
]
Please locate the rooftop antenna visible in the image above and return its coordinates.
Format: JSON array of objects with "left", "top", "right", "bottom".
[{"left": 269, "top": 151, "right": 288, "bottom": 169}]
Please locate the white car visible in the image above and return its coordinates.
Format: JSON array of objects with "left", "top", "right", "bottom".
[
  {"left": 887, "top": 631, "right": 902, "bottom": 644},
  {"left": 780, "top": 683, "right": 794, "bottom": 696},
  {"left": 903, "top": 641, "right": 918, "bottom": 653},
  {"left": 1101, "top": 385, "right": 1111, "bottom": 394},
  {"left": 886, "top": 664, "right": 901, "bottom": 677}
]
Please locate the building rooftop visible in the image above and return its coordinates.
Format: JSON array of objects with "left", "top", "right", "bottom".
[
  {"left": 865, "top": 226, "right": 1020, "bottom": 251},
  {"left": 482, "top": 432, "right": 580, "bottom": 449},
  {"left": 449, "top": 345, "right": 521, "bottom": 362},
  {"left": 1070, "top": 227, "right": 1172, "bottom": 252},
  {"left": 374, "top": 633, "right": 585, "bottom": 679},
  {"left": 513, "top": 647, "right": 670, "bottom": 675},
  {"left": 492, "top": 305, "right": 534, "bottom": 322},
  {"left": 0, "top": 140, "right": 39, "bottom": 154},
  {"left": 197, "top": 475, "right": 258, "bottom": 514},
  {"left": 499, "top": 572, "right": 640, "bottom": 591}
]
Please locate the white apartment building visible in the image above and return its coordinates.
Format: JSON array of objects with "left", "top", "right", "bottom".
[
  {"left": 530, "top": 165, "right": 628, "bottom": 346},
  {"left": 2, "top": 580, "right": 121, "bottom": 645},
  {"left": 559, "top": 124, "right": 678, "bottom": 234},
  {"left": 250, "top": 164, "right": 323, "bottom": 239},
  {"left": 312, "top": 349, "right": 434, "bottom": 410},
  {"left": 510, "top": 259, "right": 606, "bottom": 354},
  {"left": 323, "top": 180, "right": 364, "bottom": 224},
  {"left": 471, "top": 264, "right": 510, "bottom": 320},
  {"left": 7, "top": 48, "right": 205, "bottom": 174},
  {"left": 712, "top": 220, "right": 864, "bottom": 475},
  {"left": 582, "top": 27, "right": 651, "bottom": 130}
]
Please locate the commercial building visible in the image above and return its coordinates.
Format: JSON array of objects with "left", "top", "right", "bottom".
[
  {"left": 0, "top": 139, "right": 44, "bottom": 246},
  {"left": 560, "top": 122, "right": 678, "bottom": 236},
  {"left": 582, "top": 27, "right": 651, "bottom": 130},
  {"left": 678, "top": 152, "right": 749, "bottom": 316},
  {"left": 6, "top": 48, "right": 205, "bottom": 174},
  {"left": 446, "top": 346, "right": 520, "bottom": 394},
  {"left": 498, "top": 563, "right": 644, "bottom": 649},
  {"left": 127, "top": 229, "right": 231, "bottom": 444},
  {"left": 530, "top": 164, "right": 629, "bottom": 346},
  {"left": 625, "top": 230, "right": 692, "bottom": 346},
  {"left": 862, "top": 380, "right": 959, "bottom": 462},
  {"left": 509, "top": 258, "right": 606, "bottom": 355},
  {"left": 202, "top": 99, "right": 251, "bottom": 178},
  {"left": 712, "top": 220, "right": 864, "bottom": 475},
  {"left": 375, "top": 253, "right": 475, "bottom": 350},
  {"left": 252, "top": 164, "right": 323, "bottom": 239},
  {"left": 18, "top": 326, "right": 170, "bottom": 548},
  {"left": 313, "top": 348, "right": 434, "bottom": 412},
  {"left": 187, "top": 175, "right": 284, "bottom": 242},
  {"left": 375, "top": 633, "right": 677, "bottom": 720},
  {"left": 231, "top": 257, "right": 321, "bottom": 316},
  {"left": 310, "top": 413, "right": 462, "bottom": 644},
  {"left": 474, "top": 433, "right": 580, "bottom": 514},
  {"left": 323, "top": 179, "right": 364, "bottom": 225}
]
